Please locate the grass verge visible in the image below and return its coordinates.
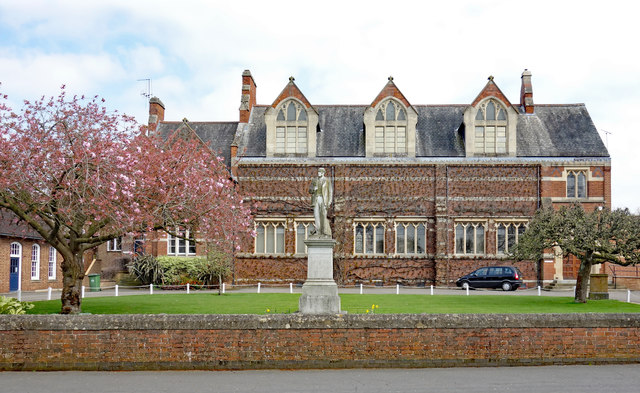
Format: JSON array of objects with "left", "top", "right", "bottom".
[{"left": 27, "top": 293, "right": 640, "bottom": 315}]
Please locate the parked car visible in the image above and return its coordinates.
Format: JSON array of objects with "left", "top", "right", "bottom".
[{"left": 455, "top": 266, "right": 524, "bottom": 291}]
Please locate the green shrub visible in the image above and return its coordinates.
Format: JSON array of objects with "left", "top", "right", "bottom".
[
  {"left": 0, "top": 296, "right": 34, "bottom": 314},
  {"left": 157, "top": 256, "right": 204, "bottom": 285},
  {"left": 128, "top": 255, "right": 164, "bottom": 285}
]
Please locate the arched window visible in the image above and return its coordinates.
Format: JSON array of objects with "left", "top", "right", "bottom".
[
  {"left": 31, "top": 244, "right": 40, "bottom": 280},
  {"left": 567, "top": 170, "right": 587, "bottom": 198},
  {"left": 275, "top": 100, "right": 308, "bottom": 154},
  {"left": 474, "top": 99, "right": 508, "bottom": 154},
  {"left": 374, "top": 100, "right": 407, "bottom": 154}
]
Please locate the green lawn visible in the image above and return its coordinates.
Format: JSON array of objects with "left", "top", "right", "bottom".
[{"left": 27, "top": 293, "right": 640, "bottom": 315}]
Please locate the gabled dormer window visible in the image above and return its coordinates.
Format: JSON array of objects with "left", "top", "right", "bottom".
[
  {"left": 474, "top": 99, "right": 508, "bottom": 155},
  {"left": 374, "top": 100, "right": 408, "bottom": 155},
  {"left": 275, "top": 100, "right": 308, "bottom": 155}
]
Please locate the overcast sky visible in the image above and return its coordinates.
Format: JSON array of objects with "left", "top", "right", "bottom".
[{"left": 1, "top": 0, "right": 638, "bottom": 210}]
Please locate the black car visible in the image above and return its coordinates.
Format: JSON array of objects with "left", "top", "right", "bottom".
[{"left": 455, "top": 266, "right": 524, "bottom": 291}]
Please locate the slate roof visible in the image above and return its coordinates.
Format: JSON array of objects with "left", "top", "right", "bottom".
[
  {"left": 156, "top": 121, "right": 238, "bottom": 167},
  {"left": 157, "top": 103, "right": 609, "bottom": 160},
  {"left": 0, "top": 209, "right": 43, "bottom": 240}
]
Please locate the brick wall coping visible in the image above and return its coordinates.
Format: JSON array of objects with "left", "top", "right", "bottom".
[{"left": 2, "top": 313, "right": 639, "bottom": 331}]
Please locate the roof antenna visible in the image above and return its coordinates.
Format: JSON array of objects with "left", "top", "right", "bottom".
[
  {"left": 600, "top": 129, "right": 612, "bottom": 149},
  {"left": 137, "top": 78, "right": 152, "bottom": 99}
]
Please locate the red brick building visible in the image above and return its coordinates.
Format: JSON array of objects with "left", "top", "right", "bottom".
[
  {"left": 0, "top": 210, "right": 63, "bottom": 293},
  {"left": 148, "top": 69, "right": 611, "bottom": 287}
]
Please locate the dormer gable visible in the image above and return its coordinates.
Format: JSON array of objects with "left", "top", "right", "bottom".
[
  {"left": 265, "top": 77, "right": 318, "bottom": 157},
  {"left": 364, "top": 77, "right": 417, "bottom": 157},
  {"left": 463, "top": 76, "right": 518, "bottom": 157}
]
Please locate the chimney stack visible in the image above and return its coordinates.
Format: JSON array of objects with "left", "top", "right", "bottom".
[
  {"left": 148, "top": 96, "right": 165, "bottom": 133},
  {"left": 520, "top": 69, "right": 534, "bottom": 114},
  {"left": 239, "top": 70, "right": 257, "bottom": 123}
]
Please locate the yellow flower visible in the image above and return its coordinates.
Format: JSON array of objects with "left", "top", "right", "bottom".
[
  {"left": 266, "top": 308, "right": 270, "bottom": 313},
  {"left": 365, "top": 310, "right": 369, "bottom": 313}
]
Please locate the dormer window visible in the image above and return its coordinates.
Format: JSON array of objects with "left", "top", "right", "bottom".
[
  {"left": 275, "top": 100, "right": 308, "bottom": 155},
  {"left": 374, "top": 100, "right": 408, "bottom": 155},
  {"left": 474, "top": 99, "right": 508, "bottom": 155}
]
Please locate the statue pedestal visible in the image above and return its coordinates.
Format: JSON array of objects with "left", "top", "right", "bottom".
[{"left": 299, "top": 237, "right": 341, "bottom": 314}]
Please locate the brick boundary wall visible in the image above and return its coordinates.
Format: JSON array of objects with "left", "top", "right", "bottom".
[{"left": 1, "top": 314, "right": 639, "bottom": 371}]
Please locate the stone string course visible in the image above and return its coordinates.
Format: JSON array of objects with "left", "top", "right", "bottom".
[{"left": 1, "top": 314, "right": 639, "bottom": 370}]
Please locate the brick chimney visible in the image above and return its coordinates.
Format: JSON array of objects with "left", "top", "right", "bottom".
[
  {"left": 520, "top": 69, "right": 534, "bottom": 114},
  {"left": 239, "top": 70, "right": 257, "bottom": 123},
  {"left": 148, "top": 96, "right": 165, "bottom": 133}
]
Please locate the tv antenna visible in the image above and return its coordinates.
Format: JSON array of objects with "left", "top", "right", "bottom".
[
  {"left": 600, "top": 129, "right": 612, "bottom": 149},
  {"left": 137, "top": 78, "right": 152, "bottom": 99}
]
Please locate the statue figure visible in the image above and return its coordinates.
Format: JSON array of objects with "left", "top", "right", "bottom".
[{"left": 309, "top": 167, "right": 332, "bottom": 237}]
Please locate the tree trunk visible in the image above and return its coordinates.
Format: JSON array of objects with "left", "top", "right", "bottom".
[
  {"left": 60, "top": 252, "right": 85, "bottom": 314},
  {"left": 217, "top": 273, "right": 222, "bottom": 295},
  {"left": 574, "top": 257, "right": 593, "bottom": 303}
]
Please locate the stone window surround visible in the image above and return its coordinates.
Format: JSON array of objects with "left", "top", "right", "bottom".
[
  {"left": 364, "top": 97, "right": 417, "bottom": 158},
  {"left": 454, "top": 219, "right": 487, "bottom": 255},
  {"left": 353, "top": 219, "right": 386, "bottom": 256},
  {"left": 495, "top": 220, "right": 528, "bottom": 255},
  {"left": 542, "top": 166, "right": 603, "bottom": 203},
  {"left": 265, "top": 98, "right": 318, "bottom": 158},
  {"left": 254, "top": 219, "right": 286, "bottom": 255},
  {"left": 463, "top": 96, "right": 518, "bottom": 158},
  {"left": 394, "top": 219, "right": 428, "bottom": 256}
]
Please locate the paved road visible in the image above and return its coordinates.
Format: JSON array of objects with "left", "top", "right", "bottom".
[{"left": 1, "top": 365, "right": 640, "bottom": 393}]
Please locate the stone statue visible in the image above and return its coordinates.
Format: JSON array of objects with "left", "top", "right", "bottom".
[{"left": 309, "top": 167, "right": 332, "bottom": 237}]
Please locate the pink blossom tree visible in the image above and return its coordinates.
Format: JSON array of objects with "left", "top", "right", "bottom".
[{"left": 0, "top": 86, "right": 253, "bottom": 313}]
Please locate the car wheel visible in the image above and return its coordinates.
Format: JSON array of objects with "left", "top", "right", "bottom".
[
  {"left": 461, "top": 281, "right": 470, "bottom": 290},
  {"left": 501, "top": 282, "right": 512, "bottom": 291}
]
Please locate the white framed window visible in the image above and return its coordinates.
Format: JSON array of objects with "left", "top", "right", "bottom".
[
  {"left": 48, "top": 246, "right": 57, "bottom": 280},
  {"left": 275, "top": 100, "right": 308, "bottom": 154},
  {"left": 295, "top": 220, "right": 316, "bottom": 254},
  {"left": 167, "top": 229, "right": 196, "bottom": 256},
  {"left": 455, "top": 222, "right": 486, "bottom": 255},
  {"left": 374, "top": 100, "right": 407, "bottom": 154},
  {"left": 107, "top": 237, "right": 122, "bottom": 252},
  {"left": 31, "top": 244, "right": 40, "bottom": 280},
  {"left": 475, "top": 99, "right": 507, "bottom": 155},
  {"left": 567, "top": 170, "right": 587, "bottom": 198},
  {"left": 395, "top": 221, "right": 427, "bottom": 255},
  {"left": 255, "top": 221, "right": 286, "bottom": 255},
  {"left": 354, "top": 221, "right": 385, "bottom": 255},
  {"left": 496, "top": 222, "right": 528, "bottom": 254}
]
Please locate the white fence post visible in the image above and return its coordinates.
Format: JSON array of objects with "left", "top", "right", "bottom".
[
  {"left": 360, "top": 283, "right": 363, "bottom": 295},
  {"left": 150, "top": 283, "right": 153, "bottom": 295},
  {"left": 396, "top": 284, "right": 400, "bottom": 295},
  {"left": 538, "top": 286, "right": 541, "bottom": 296},
  {"left": 115, "top": 284, "right": 119, "bottom": 297},
  {"left": 573, "top": 286, "right": 576, "bottom": 297},
  {"left": 257, "top": 282, "right": 261, "bottom": 294},
  {"left": 289, "top": 282, "right": 293, "bottom": 294},
  {"left": 47, "top": 287, "right": 52, "bottom": 301},
  {"left": 81, "top": 286, "right": 85, "bottom": 299},
  {"left": 187, "top": 283, "right": 190, "bottom": 294},
  {"left": 628, "top": 289, "right": 631, "bottom": 303},
  {"left": 222, "top": 283, "right": 226, "bottom": 294},
  {"left": 430, "top": 285, "right": 434, "bottom": 296},
  {"left": 466, "top": 286, "right": 469, "bottom": 296},
  {"left": 17, "top": 290, "right": 21, "bottom": 302}
]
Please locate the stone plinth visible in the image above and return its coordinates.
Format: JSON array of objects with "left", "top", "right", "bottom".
[
  {"left": 589, "top": 273, "right": 609, "bottom": 300},
  {"left": 299, "top": 237, "right": 341, "bottom": 314}
]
